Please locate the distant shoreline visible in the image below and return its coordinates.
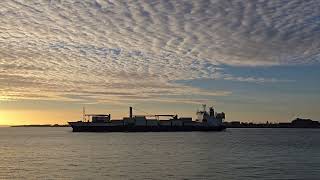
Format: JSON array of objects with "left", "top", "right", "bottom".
[
  {"left": 11, "top": 124, "right": 70, "bottom": 127},
  {"left": 224, "top": 118, "right": 320, "bottom": 128},
  {"left": 226, "top": 126, "right": 320, "bottom": 129}
]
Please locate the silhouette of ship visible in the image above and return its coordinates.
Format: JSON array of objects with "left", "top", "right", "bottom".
[{"left": 68, "top": 105, "right": 226, "bottom": 132}]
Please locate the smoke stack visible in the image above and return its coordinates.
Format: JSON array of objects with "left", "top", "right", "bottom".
[{"left": 129, "top": 107, "right": 133, "bottom": 119}]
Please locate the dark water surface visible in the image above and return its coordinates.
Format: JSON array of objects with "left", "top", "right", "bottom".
[{"left": 0, "top": 127, "right": 319, "bottom": 179}]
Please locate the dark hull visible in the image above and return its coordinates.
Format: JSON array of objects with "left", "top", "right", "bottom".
[{"left": 69, "top": 124, "right": 226, "bottom": 132}]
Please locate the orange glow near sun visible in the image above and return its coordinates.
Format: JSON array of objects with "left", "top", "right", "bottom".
[{"left": 0, "top": 110, "right": 81, "bottom": 126}]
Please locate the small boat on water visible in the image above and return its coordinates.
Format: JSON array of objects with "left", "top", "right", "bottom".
[{"left": 68, "top": 105, "right": 226, "bottom": 132}]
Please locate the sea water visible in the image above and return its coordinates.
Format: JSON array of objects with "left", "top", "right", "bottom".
[{"left": 0, "top": 127, "right": 319, "bottom": 179}]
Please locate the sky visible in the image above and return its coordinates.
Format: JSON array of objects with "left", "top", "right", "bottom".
[{"left": 0, "top": 0, "right": 319, "bottom": 125}]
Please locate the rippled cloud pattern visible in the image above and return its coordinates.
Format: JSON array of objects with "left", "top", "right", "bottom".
[{"left": 0, "top": 0, "right": 319, "bottom": 103}]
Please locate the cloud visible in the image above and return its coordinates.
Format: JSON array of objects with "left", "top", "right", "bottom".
[
  {"left": 0, "top": 0, "right": 319, "bottom": 103},
  {"left": 222, "top": 75, "right": 295, "bottom": 83}
]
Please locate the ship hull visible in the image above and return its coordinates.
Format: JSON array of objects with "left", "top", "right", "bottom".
[{"left": 68, "top": 122, "right": 226, "bottom": 132}]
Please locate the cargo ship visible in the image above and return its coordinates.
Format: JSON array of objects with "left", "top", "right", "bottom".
[{"left": 68, "top": 105, "right": 226, "bottom": 132}]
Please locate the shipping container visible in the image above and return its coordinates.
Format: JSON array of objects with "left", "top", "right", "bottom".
[
  {"left": 159, "top": 120, "right": 171, "bottom": 126},
  {"left": 146, "top": 119, "right": 158, "bottom": 126},
  {"left": 171, "top": 120, "right": 183, "bottom": 126}
]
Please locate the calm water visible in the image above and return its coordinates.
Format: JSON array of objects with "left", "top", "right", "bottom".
[{"left": 0, "top": 127, "right": 319, "bottom": 180}]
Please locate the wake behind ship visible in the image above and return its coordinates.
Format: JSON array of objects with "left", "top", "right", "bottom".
[{"left": 68, "top": 105, "right": 226, "bottom": 132}]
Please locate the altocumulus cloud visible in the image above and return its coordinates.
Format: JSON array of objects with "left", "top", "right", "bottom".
[{"left": 0, "top": 0, "right": 319, "bottom": 103}]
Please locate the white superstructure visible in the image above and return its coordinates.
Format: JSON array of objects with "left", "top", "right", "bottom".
[{"left": 196, "top": 104, "right": 225, "bottom": 126}]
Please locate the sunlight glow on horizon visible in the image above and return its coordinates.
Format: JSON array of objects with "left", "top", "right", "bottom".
[{"left": 0, "top": 110, "right": 80, "bottom": 125}]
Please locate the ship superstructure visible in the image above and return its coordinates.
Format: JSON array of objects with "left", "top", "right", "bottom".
[
  {"left": 68, "top": 106, "right": 226, "bottom": 132},
  {"left": 196, "top": 104, "right": 225, "bottom": 126}
]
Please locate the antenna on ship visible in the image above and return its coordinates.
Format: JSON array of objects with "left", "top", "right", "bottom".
[{"left": 202, "top": 104, "right": 206, "bottom": 112}]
